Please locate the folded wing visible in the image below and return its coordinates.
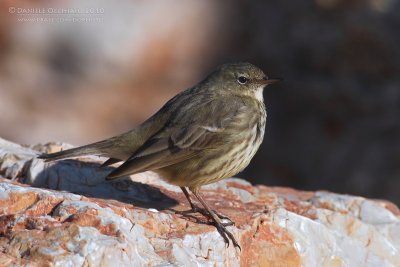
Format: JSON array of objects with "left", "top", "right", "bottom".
[{"left": 106, "top": 96, "right": 253, "bottom": 180}]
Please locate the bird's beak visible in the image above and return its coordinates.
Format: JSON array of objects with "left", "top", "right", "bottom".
[{"left": 259, "top": 77, "right": 282, "bottom": 85}]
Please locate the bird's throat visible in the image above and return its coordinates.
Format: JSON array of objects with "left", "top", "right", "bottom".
[{"left": 255, "top": 86, "right": 264, "bottom": 102}]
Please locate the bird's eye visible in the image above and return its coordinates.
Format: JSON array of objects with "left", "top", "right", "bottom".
[{"left": 237, "top": 76, "right": 248, "bottom": 84}]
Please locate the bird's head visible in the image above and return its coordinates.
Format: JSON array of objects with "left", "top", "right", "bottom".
[{"left": 206, "top": 62, "right": 280, "bottom": 101}]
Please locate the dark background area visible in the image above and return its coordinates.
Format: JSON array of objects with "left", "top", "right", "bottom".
[{"left": 1, "top": 1, "right": 400, "bottom": 203}]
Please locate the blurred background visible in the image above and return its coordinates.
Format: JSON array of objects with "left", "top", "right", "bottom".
[{"left": 1, "top": 0, "right": 400, "bottom": 204}]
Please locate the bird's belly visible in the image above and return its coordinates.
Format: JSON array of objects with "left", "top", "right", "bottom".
[{"left": 157, "top": 126, "right": 263, "bottom": 188}]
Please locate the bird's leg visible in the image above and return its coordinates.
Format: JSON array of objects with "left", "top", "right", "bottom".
[
  {"left": 179, "top": 187, "right": 234, "bottom": 226},
  {"left": 190, "top": 188, "right": 241, "bottom": 250},
  {"left": 180, "top": 186, "right": 197, "bottom": 211},
  {"left": 172, "top": 187, "right": 210, "bottom": 224}
]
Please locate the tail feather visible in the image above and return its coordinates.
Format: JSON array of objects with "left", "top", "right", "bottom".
[
  {"left": 38, "top": 140, "right": 112, "bottom": 162},
  {"left": 38, "top": 128, "right": 146, "bottom": 163},
  {"left": 38, "top": 146, "right": 98, "bottom": 162}
]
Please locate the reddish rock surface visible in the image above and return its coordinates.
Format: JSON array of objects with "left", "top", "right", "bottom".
[{"left": 0, "top": 138, "right": 399, "bottom": 266}]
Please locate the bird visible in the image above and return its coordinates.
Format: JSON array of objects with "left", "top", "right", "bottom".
[{"left": 38, "top": 62, "right": 280, "bottom": 249}]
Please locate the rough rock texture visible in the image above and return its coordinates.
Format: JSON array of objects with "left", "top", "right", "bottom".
[{"left": 1, "top": 138, "right": 400, "bottom": 266}]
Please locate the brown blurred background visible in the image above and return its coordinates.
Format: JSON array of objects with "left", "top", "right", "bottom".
[{"left": 1, "top": 0, "right": 400, "bottom": 203}]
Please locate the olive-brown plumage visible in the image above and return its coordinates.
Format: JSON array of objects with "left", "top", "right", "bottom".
[{"left": 39, "top": 62, "right": 279, "bottom": 249}]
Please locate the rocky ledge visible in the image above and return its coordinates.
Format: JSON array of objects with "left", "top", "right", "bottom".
[{"left": 0, "top": 138, "right": 399, "bottom": 266}]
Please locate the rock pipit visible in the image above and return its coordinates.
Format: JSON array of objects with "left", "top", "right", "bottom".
[{"left": 39, "top": 62, "right": 280, "bottom": 249}]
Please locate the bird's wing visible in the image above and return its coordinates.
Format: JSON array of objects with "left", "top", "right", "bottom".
[
  {"left": 105, "top": 125, "right": 224, "bottom": 179},
  {"left": 107, "top": 98, "right": 250, "bottom": 180}
]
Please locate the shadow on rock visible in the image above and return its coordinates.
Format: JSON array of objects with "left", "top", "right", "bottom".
[{"left": 27, "top": 159, "right": 178, "bottom": 210}]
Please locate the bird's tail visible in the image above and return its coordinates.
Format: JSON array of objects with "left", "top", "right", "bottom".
[{"left": 38, "top": 139, "right": 112, "bottom": 162}]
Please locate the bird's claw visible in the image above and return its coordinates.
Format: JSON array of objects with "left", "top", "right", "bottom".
[
  {"left": 174, "top": 207, "right": 239, "bottom": 249},
  {"left": 175, "top": 208, "right": 235, "bottom": 226},
  {"left": 182, "top": 205, "right": 235, "bottom": 226},
  {"left": 213, "top": 220, "right": 241, "bottom": 250}
]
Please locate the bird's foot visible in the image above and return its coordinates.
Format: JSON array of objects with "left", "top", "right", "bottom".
[
  {"left": 176, "top": 207, "right": 239, "bottom": 249},
  {"left": 178, "top": 205, "right": 235, "bottom": 226},
  {"left": 212, "top": 219, "right": 241, "bottom": 250}
]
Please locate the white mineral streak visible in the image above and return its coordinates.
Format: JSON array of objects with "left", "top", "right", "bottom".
[{"left": 0, "top": 138, "right": 399, "bottom": 266}]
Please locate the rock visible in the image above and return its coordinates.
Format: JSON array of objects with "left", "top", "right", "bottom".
[{"left": 0, "top": 138, "right": 399, "bottom": 266}]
